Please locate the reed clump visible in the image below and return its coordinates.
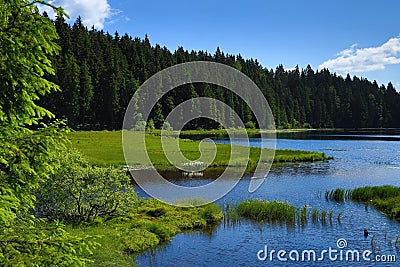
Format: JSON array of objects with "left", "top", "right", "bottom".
[
  {"left": 325, "top": 188, "right": 352, "bottom": 202},
  {"left": 235, "top": 200, "right": 297, "bottom": 224},
  {"left": 225, "top": 200, "right": 338, "bottom": 226}
]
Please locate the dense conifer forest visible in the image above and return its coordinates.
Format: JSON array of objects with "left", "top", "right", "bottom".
[{"left": 42, "top": 16, "right": 400, "bottom": 130}]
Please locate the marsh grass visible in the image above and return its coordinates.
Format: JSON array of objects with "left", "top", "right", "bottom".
[
  {"left": 68, "top": 131, "right": 327, "bottom": 171},
  {"left": 337, "top": 212, "right": 343, "bottom": 222},
  {"left": 396, "top": 236, "right": 400, "bottom": 248},
  {"left": 370, "top": 234, "right": 377, "bottom": 253},
  {"left": 311, "top": 209, "right": 319, "bottom": 223},
  {"left": 223, "top": 203, "right": 241, "bottom": 227},
  {"left": 66, "top": 198, "right": 223, "bottom": 266},
  {"left": 235, "top": 200, "right": 297, "bottom": 224},
  {"left": 225, "top": 200, "right": 337, "bottom": 227},
  {"left": 326, "top": 186, "right": 400, "bottom": 221},
  {"left": 320, "top": 211, "right": 328, "bottom": 224},
  {"left": 328, "top": 211, "right": 334, "bottom": 223},
  {"left": 325, "top": 188, "right": 352, "bottom": 202},
  {"left": 299, "top": 205, "right": 308, "bottom": 224}
]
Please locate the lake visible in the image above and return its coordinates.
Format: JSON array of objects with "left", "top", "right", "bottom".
[{"left": 135, "top": 132, "right": 400, "bottom": 266}]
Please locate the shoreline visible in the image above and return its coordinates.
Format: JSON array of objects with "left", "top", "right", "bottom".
[{"left": 68, "top": 131, "right": 328, "bottom": 169}]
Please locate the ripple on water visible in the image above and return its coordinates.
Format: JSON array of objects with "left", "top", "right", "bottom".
[{"left": 135, "top": 136, "right": 400, "bottom": 267}]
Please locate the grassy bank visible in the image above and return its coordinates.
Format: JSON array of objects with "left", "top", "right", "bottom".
[
  {"left": 68, "top": 131, "right": 327, "bottom": 170},
  {"left": 325, "top": 186, "right": 400, "bottom": 221},
  {"left": 66, "top": 199, "right": 222, "bottom": 266}
]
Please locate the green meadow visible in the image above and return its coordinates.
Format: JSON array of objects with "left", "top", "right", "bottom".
[{"left": 68, "top": 130, "right": 327, "bottom": 171}]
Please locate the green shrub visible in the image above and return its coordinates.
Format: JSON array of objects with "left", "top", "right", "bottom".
[{"left": 35, "top": 150, "right": 138, "bottom": 223}]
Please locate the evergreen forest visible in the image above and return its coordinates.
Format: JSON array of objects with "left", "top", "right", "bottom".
[{"left": 42, "top": 16, "right": 400, "bottom": 130}]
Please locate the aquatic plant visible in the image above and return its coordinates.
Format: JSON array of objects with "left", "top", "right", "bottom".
[
  {"left": 351, "top": 186, "right": 400, "bottom": 202},
  {"left": 235, "top": 200, "right": 297, "bottom": 224},
  {"left": 325, "top": 188, "right": 352, "bottom": 202},
  {"left": 226, "top": 200, "right": 339, "bottom": 228},
  {"left": 311, "top": 209, "right": 319, "bottom": 223},
  {"left": 224, "top": 202, "right": 240, "bottom": 226},
  {"left": 327, "top": 186, "right": 400, "bottom": 221},
  {"left": 328, "top": 211, "right": 334, "bottom": 223},
  {"left": 299, "top": 205, "right": 308, "bottom": 224},
  {"left": 395, "top": 236, "right": 400, "bottom": 248},
  {"left": 321, "top": 211, "right": 328, "bottom": 224},
  {"left": 337, "top": 212, "right": 343, "bottom": 222}
]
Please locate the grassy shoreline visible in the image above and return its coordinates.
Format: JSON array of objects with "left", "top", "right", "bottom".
[
  {"left": 64, "top": 130, "right": 328, "bottom": 265},
  {"left": 68, "top": 130, "right": 328, "bottom": 171},
  {"left": 66, "top": 199, "right": 223, "bottom": 266},
  {"left": 326, "top": 186, "right": 400, "bottom": 221}
]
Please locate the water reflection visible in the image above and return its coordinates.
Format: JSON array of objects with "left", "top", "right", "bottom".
[{"left": 134, "top": 134, "right": 400, "bottom": 267}]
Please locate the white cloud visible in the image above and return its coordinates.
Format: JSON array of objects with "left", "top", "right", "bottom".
[
  {"left": 319, "top": 37, "right": 400, "bottom": 72},
  {"left": 40, "top": 0, "right": 113, "bottom": 29}
]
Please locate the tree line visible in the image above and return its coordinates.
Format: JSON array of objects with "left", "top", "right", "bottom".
[{"left": 42, "top": 16, "right": 400, "bottom": 130}]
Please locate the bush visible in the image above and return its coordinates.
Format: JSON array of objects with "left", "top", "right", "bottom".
[
  {"left": 35, "top": 150, "right": 138, "bottom": 223},
  {"left": 245, "top": 121, "right": 256, "bottom": 129}
]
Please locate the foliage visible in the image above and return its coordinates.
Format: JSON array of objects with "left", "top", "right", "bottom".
[
  {"left": 0, "top": 1, "right": 96, "bottom": 265},
  {"left": 0, "top": 221, "right": 97, "bottom": 266},
  {"left": 0, "top": 0, "right": 65, "bottom": 227},
  {"left": 0, "top": 0, "right": 64, "bottom": 126},
  {"left": 36, "top": 150, "right": 138, "bottom": 223},
  {"left": 38, "top": 18, "right": 400, "bottom": 130},
  {"left": 0, "top": 123, "right": 68, "bottom": 225},
  {"left": 245, "top": 121, "right": 256, "bottom": 129}
]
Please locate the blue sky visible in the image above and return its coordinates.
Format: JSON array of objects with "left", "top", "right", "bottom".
[{"left": 44, "top": 0, "right": 400, "bottom": 89}]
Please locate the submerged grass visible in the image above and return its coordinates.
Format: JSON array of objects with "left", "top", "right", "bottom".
[
  {"left": 66, "top": 198, "right": 223, "bottom": 266},
  {"left": 68, "top": 131, "right": 327, "bottom": 171},
  {"left": 326, "top": 186, "right": 400, "bottom": 221}
]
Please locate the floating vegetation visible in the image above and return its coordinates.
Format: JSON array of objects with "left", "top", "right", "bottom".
[{"left": 224, "top": 200, "right": 339, "bottom": 227}]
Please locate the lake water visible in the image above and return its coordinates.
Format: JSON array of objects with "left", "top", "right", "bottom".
[{"left": 135, "top": 133, "right": 400, "bottom": 266}]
